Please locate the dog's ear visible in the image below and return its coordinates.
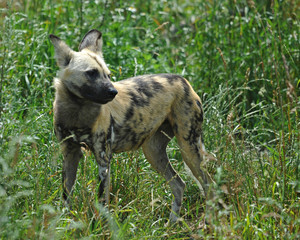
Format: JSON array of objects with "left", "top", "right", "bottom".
[
  {"left": 49, "top": 34, "right": 74, "bottom": 68},
  {"left": 79, "top": 29, "right": 103, "bottom": 56}
]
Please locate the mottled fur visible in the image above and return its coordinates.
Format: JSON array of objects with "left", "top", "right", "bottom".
[{"left": 50, "top": 29, "right": 213, "bottom": 223}]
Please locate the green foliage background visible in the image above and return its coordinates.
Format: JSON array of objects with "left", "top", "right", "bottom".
[{"left": 0, "top": 0, "right": 299, "bottom": 239}]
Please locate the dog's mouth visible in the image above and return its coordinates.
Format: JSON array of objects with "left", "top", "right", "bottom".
[
  {"left": 82, "top": 88, "right": 118, "bottom": 104},
  {"left": 90, "top": 96, "right": 115, "bottom": 104}
]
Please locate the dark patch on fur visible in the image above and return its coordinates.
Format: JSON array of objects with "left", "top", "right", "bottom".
[
  {"left": 155, "top": 73, "right": 184, "bottom": 86},
  {"left": 109, "top": 120, "right": 149, "bottom": 151},
  {"left": 179, "top": 77, "right": 190, "bottom": 97},
  {"left": 135, "top": 80, "right": 154, "bottom": 98},
  {"left": 106, "top": 115, "right": 115, "bottom": 150},
  {"left": 185, "top": 127, "right": 198, "bottom": 146},
  {"left": 184, "top": 110, "right": 204, "bottom": 150},
  {"left": 196, "top": 100, "right": 203, "bottom": 120},
  {"left": 159, "top": 73, "right": 180, "bottom": 81},
  {"left": 85, "top": 68, "right": 100, "bottom": 81},
  {"left": 158, "top": 74, "right": 191, "bottom": 99},
  {"left": 128, "top": 78, "right": 165, "bottom": 109},
  {"left": 150, "top": 79, "right": 164, "bottom": 91},
  {"left": 128, "top": 131, "right": 139, "bottom": 146},
  {"left": 129, "top": 92, "right": 150, "bottom": 107},
  {"left": 125, "top": 106, "right": 135, "bottom": 121},
  {"left": 138, "top": 113, "right": 144, "bottom": 123},
  {"left": 123, "top": 128, "right": 139, "bottom": 146},
  {"left": 186, "top": 100, "right": 193, "bottom": 107},
  {"left": 92, "top": 131, "right": 112, "bottom": 161}
]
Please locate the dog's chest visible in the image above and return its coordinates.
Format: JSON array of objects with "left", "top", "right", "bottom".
[{"left": 55, "top": 125, "right": 93, "bottom": 149}]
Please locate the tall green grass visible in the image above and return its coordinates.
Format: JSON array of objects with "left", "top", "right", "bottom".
[{"left": 1, "top": 0, "right": 299, "bottom": 239}]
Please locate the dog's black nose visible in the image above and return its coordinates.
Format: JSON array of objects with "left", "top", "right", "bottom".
[{"left": 107, "top": 88, "right": 118, "bottom": 97}]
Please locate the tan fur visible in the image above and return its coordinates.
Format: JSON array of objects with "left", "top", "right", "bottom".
[{"left": 50, "top": 29, "right": 213, "bottom": 223}]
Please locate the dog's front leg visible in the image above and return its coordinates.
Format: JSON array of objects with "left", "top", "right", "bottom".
[
  {"left": 98, "top": 159, "right": 111, "bottom": 204},
  {"left": 61, "top": 141, "right": 82, "bottom": 205},
  {"left": 95, "top": 149, "right": 111, "bottom": 205}
]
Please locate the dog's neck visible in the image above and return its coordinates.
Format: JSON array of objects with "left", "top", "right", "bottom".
[
  {"left": 53, "top": 78, "right": 102, "bottom": 129},
  {"left": 54, "top": 78, "right": 83, "bottom": 104}
]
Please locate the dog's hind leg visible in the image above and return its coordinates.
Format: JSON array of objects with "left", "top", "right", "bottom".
[
  {"left": 171, "top": 95, "right": 214, "bottom": 198},
  {"left": 176, "top": 131, "right": 216, "bottom": 224},
  {"left": 142, "top": 122, "right": 186, "bottom": 223},
  {"left": 175, "top": 124, "right": 214, "bottom": 199}
]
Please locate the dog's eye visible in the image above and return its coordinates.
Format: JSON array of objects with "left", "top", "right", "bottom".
[{"left": 85, "top": 69, "right": 99, "bottom": 80}]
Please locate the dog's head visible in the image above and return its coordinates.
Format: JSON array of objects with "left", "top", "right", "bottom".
[{"left": 50, "top": 30, "right": 118, "bottom": 104}]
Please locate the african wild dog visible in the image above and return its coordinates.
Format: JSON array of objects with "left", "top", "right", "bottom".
[{"left": 49, "top": 29, "right": 214, "bottom": 223}]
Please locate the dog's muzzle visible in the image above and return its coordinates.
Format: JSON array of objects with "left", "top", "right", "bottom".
[{"left": 107, "top": 87, "right": 118, "bottom": 99}]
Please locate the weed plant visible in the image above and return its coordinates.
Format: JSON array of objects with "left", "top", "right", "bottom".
[{"left": 0, "top": 0, "right": 299, "bottom": 239}]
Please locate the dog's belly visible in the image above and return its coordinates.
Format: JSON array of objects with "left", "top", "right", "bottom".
[{"left": 111, "top": 123, "right": 158, "bottom": 153}]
